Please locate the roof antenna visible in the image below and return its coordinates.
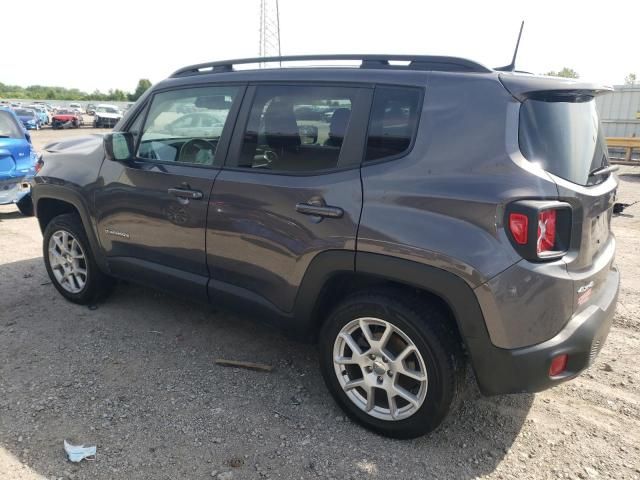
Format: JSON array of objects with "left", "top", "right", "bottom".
[{"left": 495, "top": 21, "right": 524, "bottom": 72}]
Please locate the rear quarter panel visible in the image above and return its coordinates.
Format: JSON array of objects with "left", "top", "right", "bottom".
[{"left": 358, "top": 72, "right": 559, "bottom": 287}]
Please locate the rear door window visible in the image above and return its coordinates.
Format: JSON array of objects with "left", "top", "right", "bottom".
[
  {"left": 519, "top": 98, "right": 609, "bottom": 186},
  {"left": 234, "top": 85, "right": 358, "bottom": 173},
  {"left": 364, "top": 86, "right": 422, "bottom": 162}
]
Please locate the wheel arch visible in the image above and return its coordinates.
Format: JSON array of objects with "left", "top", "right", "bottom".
[
  {"left": 33, "top": 185, "right": 108, "bottom": 272},
  {"left": 294, "top": 251, "right": 494, "bottom": 390}
]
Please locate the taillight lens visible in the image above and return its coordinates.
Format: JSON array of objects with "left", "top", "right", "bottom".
[
  {"left": 505, "top": 201, "right": 571, "bottom": 262},
  {"left": 537, "top": 209, "right": 557, "bottom": 254},
  {"left": 509, "top": 213, "right": 529, "bottom": 245}
]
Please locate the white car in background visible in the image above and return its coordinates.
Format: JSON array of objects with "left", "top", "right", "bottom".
[{"left": 93, "top": 104, "right": 123, "bottom": 128}]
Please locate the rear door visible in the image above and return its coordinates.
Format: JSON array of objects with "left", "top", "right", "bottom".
[
  {"left": 206, "top": 84, "right": 371, "bottom": 313},
  {"left": 94, "top": 85, "right": 244, "bottom": 300}
]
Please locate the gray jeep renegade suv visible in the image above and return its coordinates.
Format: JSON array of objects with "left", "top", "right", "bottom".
[{"left": 32, "top": 55, "right": 619, "bottom": 438}]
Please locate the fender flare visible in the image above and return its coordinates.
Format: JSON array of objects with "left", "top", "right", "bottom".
[
  {"left": 294, "top": 250, "right": 500, "bottom": 394},
  {"left": 33, "top": 182, "right": 108, "bottom": 271}
]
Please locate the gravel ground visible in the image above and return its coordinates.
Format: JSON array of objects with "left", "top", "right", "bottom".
[{"left": 1, "top": 128, "right": 639, "bottom": 479}]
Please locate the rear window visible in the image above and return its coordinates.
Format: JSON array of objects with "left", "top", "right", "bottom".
[
  {"left": 0, "top": 111, "right": 23, "bottom": 138},
  {"left": 365, "top": 87, "right": 421, "bottom": 162},
  {"left": 519, "top": 97, "right": 608, "bottom": 186}
]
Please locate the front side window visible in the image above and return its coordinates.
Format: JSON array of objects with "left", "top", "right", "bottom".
[
  {"left": 365, "top": 87, "right": 422, "bottom": 162},
  {"left": 137, "top": 86, "right": 240, "bottom": 165},
  {"left": 236, "top": 85, "right": 357, "bottom": 172}
]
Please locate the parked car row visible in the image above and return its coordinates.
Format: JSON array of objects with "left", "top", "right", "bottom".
[{"left": 0, "top": 100, "right": 125, "bottom": 129}]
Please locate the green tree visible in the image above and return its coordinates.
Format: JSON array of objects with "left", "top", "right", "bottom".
[
  {"left": 129, "top": 79, "right": 152, "bottom": 102},
  {"left": 545, "top": 67, "right": 579, "bottom": 79},
  {"left": 625, "top": 73, "right": 637, "bottom": 85}
]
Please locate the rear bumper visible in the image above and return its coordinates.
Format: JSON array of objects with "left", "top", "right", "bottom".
[
  {"left": 470, "top": 265, "right": 619, "bottom": 395},
  {"left": 0, "top": 178, "right": 31, "bottom": 205}
]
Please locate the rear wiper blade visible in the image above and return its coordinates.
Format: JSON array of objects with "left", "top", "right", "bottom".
[
  {"left": 588, "top": 165, "right": 619, "bottom": 177},
  {"left": 0, "top": 135, "right": 11, "bottom": 138}
]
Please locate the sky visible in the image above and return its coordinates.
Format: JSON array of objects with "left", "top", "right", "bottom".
[{"left": 1, "top": 0, "right": 639, "bottom": 93}]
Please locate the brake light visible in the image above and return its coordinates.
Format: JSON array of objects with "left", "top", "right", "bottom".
[
  {"left": 508, "top": 213, "right": 529, "bottom": 245},
  {"left": 537, "top": 210, "right": 557, "bottom": 253},
  {"left": 35, "top": 161, "right": 43, "bottom": 173},
  {"left": 505, "top": 201, "right": 571, "bottom": 262}
]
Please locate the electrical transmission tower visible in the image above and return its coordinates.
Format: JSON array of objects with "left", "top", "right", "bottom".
[{"left": 259, "top": 0, "right": 281, "bottom": 59}]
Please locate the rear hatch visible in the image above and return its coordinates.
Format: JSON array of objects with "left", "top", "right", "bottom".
[{"left": 501, "top": 73, "right": 618, "bottom": 314}]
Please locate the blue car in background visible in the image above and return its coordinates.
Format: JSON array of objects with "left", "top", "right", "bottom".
[
  {"left": 13, "top": 107, "right": 41, "bottom": 130},
  {"left": 0, "top": 108, "right": 38, "bottom": 215},
  {"left": 29, "top": 104, "right": 50, "bottom": 125}
]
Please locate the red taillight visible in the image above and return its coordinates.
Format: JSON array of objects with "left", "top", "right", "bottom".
[
  {"left": 537, "top": 209, "right": 557, "bottom": 253},
  {"left": 35, "top": 161, "right": 43, "bottom": 173},
  {"left": 509, "top": 213, "right": 529, "bottom": 245},
  {"left": 549, "top": 354, "right": 568, "bottom": 377}
]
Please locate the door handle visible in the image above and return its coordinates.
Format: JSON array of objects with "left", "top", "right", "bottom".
[
  {"left": 295, "top": 202, "right": 344, "bottom": 219},
  {"left": 168, "top": 187, "right": 203, "bottom": 200}
]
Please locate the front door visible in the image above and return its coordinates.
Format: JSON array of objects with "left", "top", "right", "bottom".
[
  {"left": 206, "top": 84, "right": 371, "bottom": 313},
  {"left": 94, "top": 85, "right": 244, "bottom": 300}
]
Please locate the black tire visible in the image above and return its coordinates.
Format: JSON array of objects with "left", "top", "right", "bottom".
[
  {"left": 319, "top": 289, "right": 466, "bottom": 439},
  {"left": 43, "top": 213, "right": 114, "bottom": 304},
  {"left": 16, "top": 195, "right": 34, "bottom": 216}
]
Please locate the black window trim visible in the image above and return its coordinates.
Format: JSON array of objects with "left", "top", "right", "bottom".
[
  {"left": 123, "top": 83, "right": 248, "bottom": 170},
  {"left": 361, "top": 84, "right": 425, "bottom": 167},
  {"left": 222, "top": 83, "right": 373, "bottom": 177}
]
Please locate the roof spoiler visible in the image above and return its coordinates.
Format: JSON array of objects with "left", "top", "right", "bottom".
[{"left": 499, "top": 73, "right": 613, "bottom": 102}]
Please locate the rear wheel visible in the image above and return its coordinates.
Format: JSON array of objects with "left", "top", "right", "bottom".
[
  {"left": 319, "top": 290, "right": 465, "bottom": 438},
  {"left": 43, "top": 213, "right": 114, "bottom": 304}
]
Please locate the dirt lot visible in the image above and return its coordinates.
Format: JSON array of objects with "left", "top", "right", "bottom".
[{"left": 1, "top": 127, "right": 639, "bottom": 480}]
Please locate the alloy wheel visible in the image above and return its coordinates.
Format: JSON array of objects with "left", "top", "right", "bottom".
[
  {"left": 332, "top": 317, "right": 428, "bottom": 421},
  {"left": 48, "top": 230, "right": 88, "bottom": 294}
]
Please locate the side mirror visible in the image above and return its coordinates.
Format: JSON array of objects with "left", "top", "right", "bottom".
[
  {"left": 104, "top": 132, "right": 134, "bottom": 161},
  {"left": 299, "top": 125, "right": 318, "bottom": 145}
]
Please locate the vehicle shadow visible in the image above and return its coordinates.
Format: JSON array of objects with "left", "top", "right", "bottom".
[
  {"left": 0, "top": 209, "right": 23, "bottom": 221},
  {"left": 0, "top": 256, "right": 533, "bottom": 479}
]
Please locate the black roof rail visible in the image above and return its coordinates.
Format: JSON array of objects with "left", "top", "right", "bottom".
[{"left": 170, "top": 54, "right": 492, "bottom": 78}]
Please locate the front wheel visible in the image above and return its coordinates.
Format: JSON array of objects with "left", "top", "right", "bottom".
[
  {"left": 43, "top": 213, "right": 114, "bottom": 304},
  {"left": 319, "top": 290, "right": 465, "bottom": 438}
]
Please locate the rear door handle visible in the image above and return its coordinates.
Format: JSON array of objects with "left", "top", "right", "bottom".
[
  {"left": 295, "top": 202, "right": 343, "bottom": 219},
  {"left": 168, "top": 187, "right": 203, "bottom": 200}
]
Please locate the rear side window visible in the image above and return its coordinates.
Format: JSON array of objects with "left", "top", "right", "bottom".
[
  {"left": 365, "top": 87, "right": 421, "bottom": 162},
  {"left": 519, "top": 98, "right": 608, "bottom": 186}
]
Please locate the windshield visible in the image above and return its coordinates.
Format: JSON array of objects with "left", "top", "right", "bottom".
[
  {"left": 97, "top": 107, "right": 119, "bottom": 114},
  {"left": 15, "top": 109, "right": 35, "bottom": 118},
  {"left": 519, "top": 98, "right": 608, "bottom": 186},
  {"left": 0, "top": 111, "right": 23, "bottom": 138}
]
